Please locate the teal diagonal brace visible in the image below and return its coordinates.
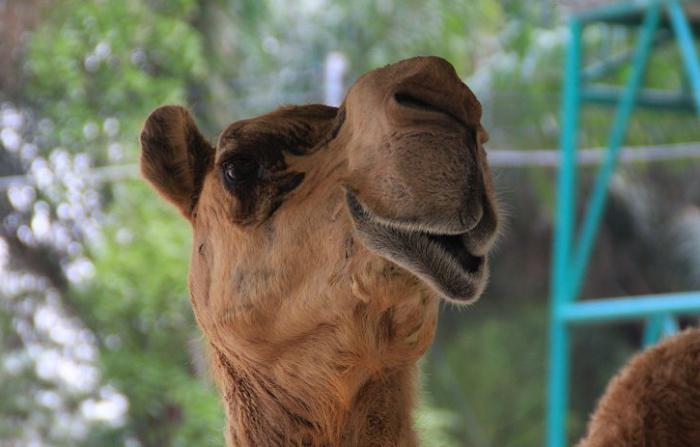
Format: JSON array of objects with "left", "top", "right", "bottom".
[
  {"left": 667, "top": 0, "right": 700, "bottom": 114},
  {"left": 568, "top": 4, "right": 662, "bottom": 299},
  {"left": 582, "top": 31, "right": 673, "bottom": 82},
  {"left": 546, "top": 17, "right": 583, "bottom": 447}
]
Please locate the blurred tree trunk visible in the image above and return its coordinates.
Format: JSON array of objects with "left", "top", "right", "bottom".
[
  {"left": 0, "top": 1, "right": 49, "bottom": 100},
  {"left": 0, "top": 1, "right": 66, "bottom": 290}
]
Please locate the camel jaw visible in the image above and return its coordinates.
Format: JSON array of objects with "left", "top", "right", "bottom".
[{"left": 346, "top": 191, "right": 488, "bottom": 303}]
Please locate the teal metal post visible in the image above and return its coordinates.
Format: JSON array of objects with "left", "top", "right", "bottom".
[
  {"left": 667, "top": 0, "right": 700, "bottom": 113},
  {"left": 546, "top": 17, "right": 582, "bottom": 447},
  {"left": 568, "top": 4, "right": 662, "bottom": 299}
]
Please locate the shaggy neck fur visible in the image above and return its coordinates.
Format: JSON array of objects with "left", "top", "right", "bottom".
[
  {"left": 201, "top": 251, "right": 437, "bottom": 447},
  {"left": 214, "top": 349, "right": 418, "bottom": 447}
]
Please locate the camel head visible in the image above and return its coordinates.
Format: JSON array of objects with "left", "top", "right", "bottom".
[{"left": 140, "top": 56, "right": 499, "bottom": 445}]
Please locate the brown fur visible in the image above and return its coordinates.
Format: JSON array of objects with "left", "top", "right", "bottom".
[
  {"left": 577, "top": 328, "right": 700, "bottom": 447},
  {"left": 140, "top": 56, "right": 499, "bottom": 446}
]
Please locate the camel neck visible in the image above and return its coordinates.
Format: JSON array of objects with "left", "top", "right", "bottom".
[{"left": 214, "top": 350, "right": 419, "bottom": 447}]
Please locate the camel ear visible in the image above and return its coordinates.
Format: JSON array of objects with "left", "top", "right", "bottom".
[{"left": 140, "top": 105, "right": 214, "bottom": 219}]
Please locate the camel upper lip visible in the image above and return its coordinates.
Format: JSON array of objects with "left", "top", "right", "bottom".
[{"left": 345, "top": 191, "right": 487, "bottom": 303}]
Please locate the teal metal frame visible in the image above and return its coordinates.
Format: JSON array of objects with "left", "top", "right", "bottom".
[{"left": 547, "top": 2, "right": 700, "bottom": 446}]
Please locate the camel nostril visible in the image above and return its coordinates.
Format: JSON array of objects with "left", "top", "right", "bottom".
[{"left": 394, "top": 92, "right": 446, "bottom": 115}]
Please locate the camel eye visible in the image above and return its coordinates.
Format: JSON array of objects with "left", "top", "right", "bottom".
[
  {"left": 220, "top": 156, "right": 259, "bottom": 191},
  {"left": 223, "top": 162, "right": 235, "bottom": 182}
]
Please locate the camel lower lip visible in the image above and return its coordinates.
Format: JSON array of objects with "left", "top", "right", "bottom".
[
  {"left": 424, "top": 233, "right": 483, "bottom": 273},
  {"left": 345, "top": 191, "right": 487, "bottom": 302}
]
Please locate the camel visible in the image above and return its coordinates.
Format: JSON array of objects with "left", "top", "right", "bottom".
[
  {"left": 140, "top": 56, "right": 499, "bottom": 446},
  {"left": 577, "top": 327, "right": 700, "bottom": 447}
]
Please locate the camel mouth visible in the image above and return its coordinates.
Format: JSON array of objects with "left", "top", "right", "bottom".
[{"left": 346, "top": 191, "right": 488, "bottom": 303}]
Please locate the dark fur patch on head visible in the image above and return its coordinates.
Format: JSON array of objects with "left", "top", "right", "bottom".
[
  {"left": 216, "top": 104, "right": 338, "bottom": 225},
  {"left": 218, "top": 104, "right": 338, "bottom": 157}
]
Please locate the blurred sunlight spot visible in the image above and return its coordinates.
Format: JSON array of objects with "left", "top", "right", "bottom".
[
  {"left": 21, "top": 142, "right": 38, "bottom": 160},
  {"left": 35, "top": 348, "right": 61, "bottom": 381},
  {"left": 33, "top": 304, "right": 81, "bottom": 347},
  {"left": 58, "top": 361, "right": 98, "bottom": 393},
  {"left": 48, "top": 322, "right": 75, "bottom": 345},
  {"left": 535, "top": 27, "right": 567, "bottom": 50},
  {"left": 50, "top": 149, "right": 71, "bottom": 173},
  {"left": 8, "top": 184, "right": 36, "bottom": 211},
  {"left": 36, "top": 390, "right": 62, "bottom": 410},
  {"left": 56, "top": 202, "right": 72, "bottom": 220},
  {"left": 52, "top": 226, "right": 71, "bottom": 250},
  {"left": 67, "top": 241, "right": 82, "bottom": 257},
  {"left": 74, "top": 153, "right": 90, "bottom": 170},
  {"left": 30, "top": 158, "right": 54, "bottom": 189},
  {"left": 34, "top": 305, "right": 58, "bottom": 332},
  {"left": 81, "top": 385, "right": 129, "bottom": 427},
  {"left": 1, "top": 127, "right": 21, "bottom": 151},
  {"left": 95, "top": 42, "right": 111, "bottom": 60},
  {"left": 104, "top": 334, "right": 122, "bottom": 350},
  {"left": 84, "top": 54, "right": 99, "bottom": 73},
  {"left": 3, "top": 352, "right": 27, "bottom": 375},
  {"left": 74, "top": 341, "right": 97, "bottom": 362},
  {"left": 107, "top": 142, "right": 123, "bottom": 162},
  {"left": 66, "top": 258, "right": 95, "bottom": 283},
  {"left": 17, "top": 224, "right": 35, "bottom": 245},
  {"left": 104, "top": 117, "right": 119, "bottom": 137},
  {"left": 0, "top": 238, "right": 7, "bottom": 271},
  {"left": 1, "top": 104, "right": 25, "bottom": 129},
  {"left": 30, "top": 205, "right": 51, "bottom": 242},
  {"left": 82, "top": 121, "right": 99, "bottom": 140}
]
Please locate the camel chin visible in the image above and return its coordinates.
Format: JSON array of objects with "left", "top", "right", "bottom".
[{"left": 346, "top": 190, "right": 489, "bottom": 303}]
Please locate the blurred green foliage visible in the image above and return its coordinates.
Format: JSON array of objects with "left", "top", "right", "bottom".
[
  {"left": 26, "top": 0, "right": 205, "bottom": 160},
  {"left": 430, "top": 304, "right": 549, "bottom": 447},
  {"left": 72, "top": 183, "right": 223, "bottom": 447}
]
